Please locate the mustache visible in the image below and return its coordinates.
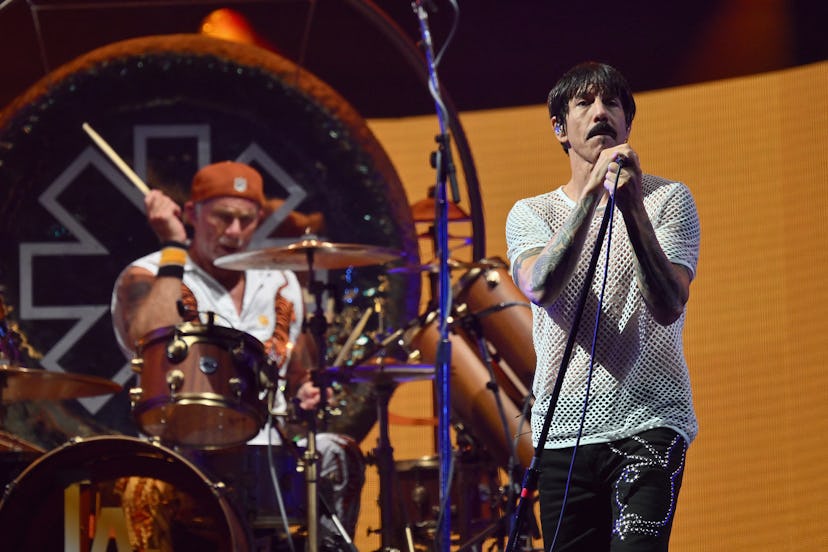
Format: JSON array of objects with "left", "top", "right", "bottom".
[{"left": 586, "top": 122, "right": 617, "bottom": 140}]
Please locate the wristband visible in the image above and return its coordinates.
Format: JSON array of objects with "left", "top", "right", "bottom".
[
  {"left": 157, "top": 241, "right": 187, "bottom": 279},
  {"left": 156, "top": 264, "right": 185, "bottom": 279}
]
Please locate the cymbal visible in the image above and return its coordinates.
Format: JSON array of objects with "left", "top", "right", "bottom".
[
  {"left": 214, "top": 238, "right": 402, "bottom": 271},
  {"left": 0, "top": 430, "right": 45, "bottom": 453},
  {"left": 325, "top": 362, "right": 434, "bottom": 383},
  {"left": 387, "top": 258, "right": 506, "bottom": 275},
  {"left": 0, "top": 365, "right": 122, "bottom": 402}
]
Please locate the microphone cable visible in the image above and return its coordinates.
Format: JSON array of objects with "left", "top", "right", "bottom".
[{"left": 547, "top": 160, "right": 623, "bottom": 551}]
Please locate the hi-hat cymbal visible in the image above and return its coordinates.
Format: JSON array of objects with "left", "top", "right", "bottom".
[
  {"left": 0, "top": 365, "right": 122, "bottom": 402},
  {"left": 325, "top": 362, "right": 434, "bottom": 384},
  {"left": 387, "top": 258, "right": 506, "bottom": 275},
  {"left": 214, "top": 238, "right": 402, "bottom": 271}
]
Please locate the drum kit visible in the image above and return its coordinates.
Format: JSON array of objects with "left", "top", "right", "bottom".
[{"left": 0, "top": 236, "right": 537, "bottom": 551}]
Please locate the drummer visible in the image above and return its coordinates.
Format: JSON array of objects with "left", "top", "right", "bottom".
[{"left": 110, "top": 160, "right": 365, "bottom": 550}]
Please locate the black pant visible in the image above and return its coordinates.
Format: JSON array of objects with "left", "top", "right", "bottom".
[{"left": 538, "top": 427, "right": 687, "bottom": 552}]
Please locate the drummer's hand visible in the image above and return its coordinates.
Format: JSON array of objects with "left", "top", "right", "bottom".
[
  {"left": 145, "top": 190, "right": 187, "bottom": 243},
  {"left": 294, "top": 380, "right": 336, "bottom": 410},
  {"left": 295, "top": 380, "right": 321, "bottom": 410}
]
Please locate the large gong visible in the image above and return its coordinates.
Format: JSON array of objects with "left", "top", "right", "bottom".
[{"left": 0, "top": 34, "right": 420, "bottom": 443}]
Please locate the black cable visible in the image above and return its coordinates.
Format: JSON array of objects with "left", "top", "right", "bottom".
[{"left": 547, "top": 168, "right": 622, "bottom": 551}]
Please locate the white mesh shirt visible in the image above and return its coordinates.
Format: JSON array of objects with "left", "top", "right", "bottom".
[{"left": 505, "top": 175, "right": 701, "bottom": 449}]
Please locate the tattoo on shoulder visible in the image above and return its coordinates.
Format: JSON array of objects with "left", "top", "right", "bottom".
[{"left": 122, "top": 273, "right": 153, "bottom": 305}]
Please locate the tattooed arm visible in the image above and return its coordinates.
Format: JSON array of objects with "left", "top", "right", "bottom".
[
  {"left": 511, "top": 189, "right": 604, "bottom": 308},
  {"left": 112, "top": 266, "right": 184, "bottom": 351},
  {"left": 607, "top": 147, "right": 692, "bottom": 326}
]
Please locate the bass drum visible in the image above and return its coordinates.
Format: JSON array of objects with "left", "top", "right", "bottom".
[{"left": 0, "top": 435, "right": 249, "bottom": 551}]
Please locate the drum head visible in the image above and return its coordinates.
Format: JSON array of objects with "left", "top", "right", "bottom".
[{"left": 0, "top": 435, "right": 249, "bottom": 550}]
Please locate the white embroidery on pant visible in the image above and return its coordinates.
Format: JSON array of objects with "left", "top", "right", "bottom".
[{"left": 607, "top": 434, "right": 685, "bottom": 540}]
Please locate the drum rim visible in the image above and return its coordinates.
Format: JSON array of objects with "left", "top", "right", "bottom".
[
  {"left": 133, "top": 396, "right": 266, "bottom": 449},
  {"left": 137, "top": 321, "right": 266, "bottom": 353}
]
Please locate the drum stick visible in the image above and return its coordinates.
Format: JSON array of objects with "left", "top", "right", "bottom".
[
  {"left": 331, "top": 306, "right": 373, "bottom": 368},
  {"left": 81, "top": 122, "right": 151, "bottom": 195}
]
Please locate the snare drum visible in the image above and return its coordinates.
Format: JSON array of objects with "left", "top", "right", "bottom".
[
  {"left": 131, "top": 322, "right": 267, "bottom": 449},
  {"left": 0, "top": 435, "right": 250, "bottom": 551}
]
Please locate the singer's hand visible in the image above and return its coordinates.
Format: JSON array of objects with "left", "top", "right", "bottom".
[
  {"left": 601, "top": 144, "right": 642, "bottom": 210},
  {"left": 145, "top": 190, "right": 187, "bottom": 243}
]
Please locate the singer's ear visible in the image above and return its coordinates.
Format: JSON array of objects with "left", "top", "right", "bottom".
[{"left": 551, "top": 117, "right": 566, "bottom": 142}]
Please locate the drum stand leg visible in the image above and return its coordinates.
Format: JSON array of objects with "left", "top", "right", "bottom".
[
  {"left": 371, "top": 376, "right": 416, "bottom": 552},
  {"left": 301, "top": 251, "right": 359, "bottom": 552}
]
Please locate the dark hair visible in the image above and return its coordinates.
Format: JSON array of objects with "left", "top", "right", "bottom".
[{"left": 547, "top": 62, "right": 636, "bottom": 132}]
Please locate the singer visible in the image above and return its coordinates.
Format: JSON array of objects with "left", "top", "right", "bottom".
[
  {"left": 505, "top": 62, "right": 700, "bottom": 551},
  {"left": 110, "top": 161, "right": 364, "bottom": 551}
]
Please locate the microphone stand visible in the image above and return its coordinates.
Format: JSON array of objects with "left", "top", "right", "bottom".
[
  {"left": 411, "top": 2, "right": 460, "bottom": 550},
  {"left": 503, "top": 203, "right": 614, "bottom": 552}
]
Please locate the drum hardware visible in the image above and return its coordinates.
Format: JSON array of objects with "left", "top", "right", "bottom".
[
  {"left": 131, "top": 322, "right": 267, "bottom": 449},
  {"left": 324, "top": 361, "right": 435, "bottom": 385},
  {"left": 128, "top": 387, "right": 143, "bottom": 406},
  {"left": 361, "top": 363, "right": 417, "bottom": 552},
  {"left": 228, "top": 377, "right": 244, "bottom": 399},
  {"left": 225, "top": 234, "right": 402, "bottom": 552},
  {"left": 166, "top": 369, "right": 185, "bottom": 393},
  {"left": 449, "top": 306, "right": 525, "bottom": 551},
  {"left": 166, "top": 329, "right": 189, "bottom": 363}
]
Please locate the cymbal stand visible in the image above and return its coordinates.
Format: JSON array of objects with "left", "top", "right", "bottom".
[
  {"left": 454, "top": 306, "right": 521, "bottom": 551},
  {"left": 302, "top": 247, "right": 327, "bottom": 552},
  {"left": 263, "top": 413, "right": 357, "bottom": 552}
]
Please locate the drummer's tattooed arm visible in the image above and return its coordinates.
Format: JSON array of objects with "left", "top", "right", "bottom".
[
  {"left": 113, "top": 269, "right": 154, "bottom": 349},
  {"left": 114, "top": 267, "right": 183, "bottom": 348}
]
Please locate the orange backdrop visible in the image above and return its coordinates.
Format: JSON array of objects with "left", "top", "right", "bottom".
[{"left": 354, "top": 60, "right": 828, "bottom": 551}]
